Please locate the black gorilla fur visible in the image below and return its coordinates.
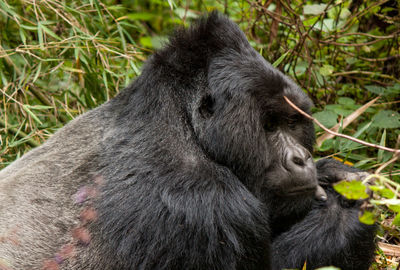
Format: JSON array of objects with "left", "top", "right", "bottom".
[
  {"left": 0, "top": 12, "right": 375, "bottom": 269},
  {"left": 271, "top": 159, "right": 376, "bottom": 269}
]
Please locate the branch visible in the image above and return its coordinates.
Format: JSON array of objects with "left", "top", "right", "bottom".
[{"left": 283, "top": 96, "right": 400, "bottom": 155}]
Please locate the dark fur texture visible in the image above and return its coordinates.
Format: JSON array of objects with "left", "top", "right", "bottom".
[
  {"left": 0, "top": 12, "right": 375, "bottom": 270},
  {"left": 271, "top": 159, "right": 376, "bottom": 270}
]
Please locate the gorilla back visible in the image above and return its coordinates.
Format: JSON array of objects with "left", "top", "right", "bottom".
[{"left": 0, "top": 12, "right": 374, "bottom": 270}]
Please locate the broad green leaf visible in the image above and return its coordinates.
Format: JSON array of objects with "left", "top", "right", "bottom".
[
  {"left": 387, "top": 83, "right": 400, "bottom": 94},
  {"left": 139, "top": 36, "right": 153, "bottom": 48},
  {"left": 319, "top": 64, "right": 334, "bottom": 76},
  {"left": 370, "top": 186, "right": 395, "bottom": 200},
  {"left": 313, "top": 111, "right": 338, "bottom": 128},
  {"left": 392, "top": 214, "right": 400, "bottom": 226},
  {"left": 364, "top": 85, "right": 398, "bottom": 96},
  {"left": 365, "top": 85, "right": 386, "bottom": 95},
  {"left": 318, "top": 138, "right": 334, "bottom": 151},
  {"left": 333, "top": 180, "right": 369, "bottom": 200},
  {"left": 372, "top": 110, "right": 400, "bottom": 129},
  {"left": 388, "top": 204, "right": 400, "bottom": 212},
  {"left": 337, "top": 97, "right": 355, "bottom": 106},
  {"left": 304, "top": 4, "right": 327, "bottom": 15},
  {"left": 303, "top": 16, "right": 319, "bottom": 27},
  {"left": 151, "top": 36, "right": 168, "bottom": 50},
  {"left": 359, "top": 211, "right": 375, "bottom": 225},
  {"left": 294, "top": 61, "right": 308, "bottom": 76},
  {"left": 339, "top": 8, "right": 351, "bottom": 19},
  {"left": 174, "top": 8, "right": 198, "bottom": 19}
]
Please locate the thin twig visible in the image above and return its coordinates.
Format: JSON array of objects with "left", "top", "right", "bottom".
[{"left": 283, "top": 96, "right": 400, "bottom": 154}]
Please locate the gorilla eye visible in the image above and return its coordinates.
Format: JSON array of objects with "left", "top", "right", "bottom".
[
  {"left": 199, "top": 95, "right": 215, "bottom": 118},
  {"left": 287, "top": 119, "right": 297, "bottom": 130},
  {"left": 264, "top": 120, "right": 275, "bottom": 132}
]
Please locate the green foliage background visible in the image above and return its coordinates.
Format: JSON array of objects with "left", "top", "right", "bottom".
[{"left": 0, "top": 0, "right": 399, "bottom": 268}]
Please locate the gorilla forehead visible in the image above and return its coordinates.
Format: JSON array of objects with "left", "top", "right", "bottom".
[
  {"left": 208, "top": 47, "right": 312, "bottom": 113},
  {"left": 154, "top": 11, "right": 312, "bottom": 113}
]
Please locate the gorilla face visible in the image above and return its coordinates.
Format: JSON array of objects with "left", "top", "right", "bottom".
[{"left": 191, "top": 39, "right": 317, "bottom": 198}]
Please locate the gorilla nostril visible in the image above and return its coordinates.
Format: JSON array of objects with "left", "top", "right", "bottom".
[{"left": 292, "top": 156, "right": 305, "bottom": 167}]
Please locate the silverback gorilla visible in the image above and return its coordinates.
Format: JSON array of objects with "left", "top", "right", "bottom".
[{"left": 0, "top": 12, "right": 375, "bottom": 270}]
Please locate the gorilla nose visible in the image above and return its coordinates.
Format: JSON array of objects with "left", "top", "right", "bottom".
[
  {"left": 284, "top": 146, "right": 318, "bottom": 195},
  {"left": 286, "top": 147, "right": 313, "bottom": 174}
]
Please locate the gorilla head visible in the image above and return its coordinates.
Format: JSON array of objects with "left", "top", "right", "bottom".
[
  {"left": 155, "top": 13, "right": 318, "bottom": 197},
  {"left": 0, "top": 11, "right": 374, "bottom": 270}
]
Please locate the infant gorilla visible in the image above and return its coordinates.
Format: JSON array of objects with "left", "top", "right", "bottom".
[{"left": 0, "top": 11, "right": 375, "bottom": 270}]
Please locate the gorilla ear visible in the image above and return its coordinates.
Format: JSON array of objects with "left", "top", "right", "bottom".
[{"left": 199, "top": 94, "right": 215, "bottom": 118}]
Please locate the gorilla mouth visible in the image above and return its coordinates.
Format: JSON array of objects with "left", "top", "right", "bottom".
[{"left": 285, "top": 185, "right": 317, "bottom": 196}]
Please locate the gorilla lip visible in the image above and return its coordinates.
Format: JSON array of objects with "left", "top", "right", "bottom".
[{"left": 285, "top": 184, "right": 317, "bottom": 196}]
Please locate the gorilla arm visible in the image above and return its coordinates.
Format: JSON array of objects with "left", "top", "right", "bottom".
[
  {"left": 74, "top": 160, "right": 271, "bottom": 270},
  {"left": 271, "top": 159, "right": 376, "bottom": 270}
]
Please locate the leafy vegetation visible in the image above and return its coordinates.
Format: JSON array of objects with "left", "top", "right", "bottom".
[{"left": 1, "top": 0, "right": 399, "bottom": 268}]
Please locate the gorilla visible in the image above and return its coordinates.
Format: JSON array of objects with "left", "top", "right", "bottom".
[{"left": 0, "top": 12, "right": 375, "bottom": 270}]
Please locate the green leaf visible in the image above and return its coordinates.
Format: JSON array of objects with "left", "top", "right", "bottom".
[
  {"left": 303, "top": 4, "right": 327, "bottom": 15},
  {"left": 318, "top": 138, "right": 334, "bottom": 151},
  {"left": 364, "top": 85, "right": 399, "bottom": 96},
  {"left": 23, "top": 105, "right": 53, "bottom": 110},
  {"left": 313, "top": 110, "right": 338, "bottom": 128},
  {"left": 303, "top": 16, "right": 319, "bottom": 27},
  {"left": 293, "top": 61, "right": 308, "bottom": 76},
  {"left": 319, "top": 64, "right": 334, "bottom": 76},
  {"left": 316, "top": 267, "right": 340, "bottom": 270},
  {"left": 387, "top": 83, "right": 400, "bottom": 94},
  {"left": 174, "top": 8, "right": 198, "bottom": 19},
  {"left": 37, "top": 22, "right": 44, "bottom": 50},
  {"left": 337, "top": 97, "right": 355, "bottom": 106},
  {"left": 32, "top": 62, "right": 42, "bottom": 83},
  {"left": 364, "top": 85, "right": 386, "bottom": 95},
  {"left": 370, "top": 186, "right": 395, "bottom": 199},
  {"left": 359, "top": 211, "right": 375, "bottom": 225},
  {"left": 272, "top": 51, "right": 289, "bottom": 68},
  {"left": 22, "top": 105, "right": 43, "bottom": 125},
  {"left": 127, "top": 12, "right": 158, "bottom": 21},
  {"left": 388, "top": 204, "right": 400, "bottom": 212},
  {"left": 372, "top": 110, "right": 400, "bottom": 129},
  {"left": 333, "top": 180, "right": 369, "bottom": 200},
  {"left": 393, "top": 214, "right": 400, "bottom": 226},
  {"left": 41, "top": 23, "right": 61, "bottom": 40},
  {"left": 139, "top": 36, "right": 153, "bottom": 48},
  {"left": 19, "top": 28, "right": 27, "bottom": 45},
  {"left": 377, "top": 129, "right": 386, "bottom": 162},
  {"left": 151, "top": 36, "right": 168, "bottom": 50},
  {"left": 167, "top": 0, "right": 176, "bottom": 9}
]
